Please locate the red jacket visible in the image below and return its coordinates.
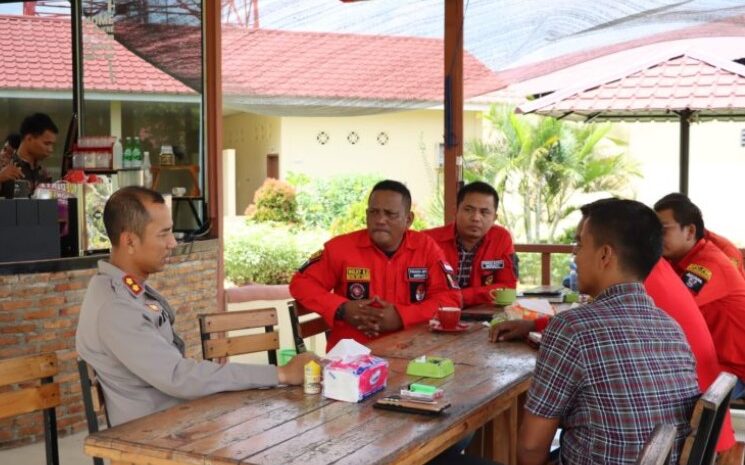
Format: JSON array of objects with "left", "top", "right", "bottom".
[
  {"left": 289, "top": 229, "right": 460, "bottom": 350},
  {"left": 670, "top": 238, "right": 745, "bottom": 384},
  {"left": 705, "top": 229, "right": 745, "bottom": 279},
  {"left": 536, "top": 259, "right": 736, "bottom": 451},
  {"left": 424, "top": 223, "right": 517, "bottom": 306}
]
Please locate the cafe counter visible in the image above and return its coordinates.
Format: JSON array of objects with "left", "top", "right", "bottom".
[{"left": 0, "top": 238, "right": 220, "bottom": 449}]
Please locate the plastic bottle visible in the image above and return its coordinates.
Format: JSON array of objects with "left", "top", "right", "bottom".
[
  {"left": 123, "top": 137, "right": 133, "bottom": 168},
  {"left": 112, "top": 138, "right": 123, "bottom": 170},
  {"left": 304, "top": 360, "right": 321, "bottom": 395},
  {"left": 142, "top": 151, "right": 152, "bottom": 188},
  {"left": 132, "top": 137, "right": 142, "bottom": 168}
]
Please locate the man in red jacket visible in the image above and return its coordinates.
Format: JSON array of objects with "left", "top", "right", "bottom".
[
  {"left": 289, "top": 180, "right": 460, "bottom": 350},
  {"left": 425, "top": 181, "right": 517, "bottom": 307},
  {"left": 653, "top": 194, "right": 745, "bottom": 400}
]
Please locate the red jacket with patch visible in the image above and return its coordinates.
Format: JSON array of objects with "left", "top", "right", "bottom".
[
  {"left": 424, "top": 223, "right": 517, "bottom": 306},
  {"left": 670, "top": 238, "right": 745, "bottom": 384},
  {"left": 705, "top": 229, "right": 745, "bottom": 279},
  {"left": 289, "top": 229, "right": 460, "bottom": 350},
  {"left": 536, "top": 259, "right": 736, "bottom": 451}
]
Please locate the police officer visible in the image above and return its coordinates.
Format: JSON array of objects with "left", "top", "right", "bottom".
[
  {"left": 76, "top": 186, "right": 316, "bottom": 426},
  {"left": 654, "top": 194, "right": 745, "bottom": 399},
  {"left": 289, "top": 180, "right": 461, "bottom": 350},
  {"left": 425, "top": 181, "right": 517, "bottom": 306}
]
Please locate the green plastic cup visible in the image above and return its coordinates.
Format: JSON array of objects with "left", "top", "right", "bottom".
[{"left": 278, "top": 348, "right": 297, "bottom": 366}]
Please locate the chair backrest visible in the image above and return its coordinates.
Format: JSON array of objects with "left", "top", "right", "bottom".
[
  {"left": 637, "top": 425, "right": 677, "bottom": 465},
  {"left": 77, "top": 358, "right": 108, "bottom": 465},
  {"left": 0, "top": 352, "right": 60, "bottom": 465},
  {"left": 679, "top": 372, "right": 738, "bottom": 465},
  {"left": 288, "top": 300, "right": 330, "bottom": 353},
  {"left": 198, "top": 307, "right": 280, "bottom": 364}
]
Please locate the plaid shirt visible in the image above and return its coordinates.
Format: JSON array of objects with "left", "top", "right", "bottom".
[
  {"left": 455, "top": 236, "right": 482, "bottom": 288},
  {"left": 526, "top": 282, "right": 699, "bottom": 465}
]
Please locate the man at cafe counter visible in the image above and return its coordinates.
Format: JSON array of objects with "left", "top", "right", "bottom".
[
  {"left": 0, "top": 113, "right": 57, "bottom": 199},
  {"left": 425, "top": 181, "right": 517, "bottom": 306},
  {"left": 289, "top": 179, "right": 461, "bottom": 350},
  {"left": 517, "top": 199, "right": 698, "bottom": 465},
  {"left": 76, "top": 186, "right": 317, "bottom": 426}
]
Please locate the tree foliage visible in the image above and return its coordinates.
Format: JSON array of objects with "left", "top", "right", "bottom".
[{"left": 465, "top": 105, "right": 638, "bottom": 243}]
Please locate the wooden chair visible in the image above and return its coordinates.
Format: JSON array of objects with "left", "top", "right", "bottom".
[
  {"left": 0, "top": 353, "right": 61, "bottom": 465},
  {"left": 77, "top": 358, "right": 110, "bottom": 465},
  {"left": 288, "top": 300, "right": 330, "bottom": 353},
  {"left": 680, "top": 372, "right": 738, "bottom": 465},
  {"left": 198, "top": 307, "right": 280, "bottom": 364},
  {"left": 637, "top": 425, "right": 677, "bottom": 465}
]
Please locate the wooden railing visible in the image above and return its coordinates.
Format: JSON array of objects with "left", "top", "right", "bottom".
[{"left": 515, "top": 243, "right": 574, "bottom": 286}]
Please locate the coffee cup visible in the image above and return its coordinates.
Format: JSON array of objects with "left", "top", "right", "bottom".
[
  {"left": 437, "top": 307, "right": 461, "bottom": 330},
  {"left": 490, "top": 288, "right": 517, "bottom": 306}
]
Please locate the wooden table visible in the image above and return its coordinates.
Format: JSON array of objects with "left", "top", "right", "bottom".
[{"left": 84, "top": 323, "right": 536, "bottom": 465}]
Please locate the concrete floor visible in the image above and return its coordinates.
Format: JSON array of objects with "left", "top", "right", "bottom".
[{"left": 4, "top": 409, "right": 745, "bottom": 465}]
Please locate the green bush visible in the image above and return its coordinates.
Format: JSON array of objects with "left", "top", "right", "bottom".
[
  {"left": 287, "top": 172, "right": 382, "bottom": 228},
  {"left": 245, "top": 178, "right": 300, "bottom": 223},
  {"left": 224, "top": 221, "right": 328, "bottom": 285},
  {"left": 516, "top": 252, "right": 572, "bottom": 287}
]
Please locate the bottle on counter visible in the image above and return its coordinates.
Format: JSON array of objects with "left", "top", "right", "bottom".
[
  {"left": 159, "top": 145, "right": 175, "bottom": 166},
  {"left": 131, "top": 137, "right": 143, "bottom": 168},
  {"left": 112, "top": 138, "right": 123, "bottom": 170},
  {"left": 123, "top": 136, "right": 133, "bottom": 168}
]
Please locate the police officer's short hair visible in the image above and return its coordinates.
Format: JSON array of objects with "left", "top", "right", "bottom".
[
  {"left": 653, "top": 193, "right": 705, "bottom": 241},
  {"left": 369, "top": 180, "right": 412, "bottom": 211},
  {"left": 104, "top": 186, "right": 166, "bottom": 246},
  {"left": 19, "top": 113, "right": 58, "bottom": 138},
  {"left": 457, "top": 181, "right": 499, "bottom": 210},
  {"left": 580, "top": 198, "right": 662, "bottom": 280}
]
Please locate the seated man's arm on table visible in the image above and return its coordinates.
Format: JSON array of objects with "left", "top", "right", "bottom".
[
  {"left": 519, "top": 413, "right": 560, "bottom": 465},
  {"left": 490, "top": 317, "right": 550, "bottom": 342},
  {"left": 99, "top": 300, "right": 279, "bottom": 399},
  {"left": 395, "top": 242, "right": 462, "bottom": 328},
  {"left": 289, "top": 246, "right": 347, "bottom": 326},
  {"left": 520, "top": 317, "right": 582, "bottom": 465},
  {"left": 461, "top": 235, "right": 518, "bottom": 306}
]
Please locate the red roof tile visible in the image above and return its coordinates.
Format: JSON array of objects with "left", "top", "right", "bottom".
[
  {"left": 517, "top": 51, "right": 745, "bottom": 119},
  {"left": 0, "top": 14, "right": 194, "bottom": 95},
  {"left": 221, "top": 27, "right": 504, "bottom": 103}
]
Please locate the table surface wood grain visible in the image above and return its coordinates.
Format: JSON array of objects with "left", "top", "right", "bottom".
[{"left": 85, "top": 323, "right": 536, "bottom": 465}]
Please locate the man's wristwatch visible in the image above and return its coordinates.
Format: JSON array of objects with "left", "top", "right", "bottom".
[{"left": 334, "top": 304, "right": 346, "bottom": 321}]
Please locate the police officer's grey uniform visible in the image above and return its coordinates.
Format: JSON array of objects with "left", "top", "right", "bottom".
[{"left": 76, "top": 261, "right": 279, "bottom": 426}]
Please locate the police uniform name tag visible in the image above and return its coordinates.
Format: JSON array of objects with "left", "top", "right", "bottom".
[
  {"left": 481, "top": 260, "right": 504, "bottom": 270},
  {"left": 346, "top": 266, "right": 371, "bottom": 300},
  {"left": 346, "top": 267, "right": 371, "bottom": 282}
]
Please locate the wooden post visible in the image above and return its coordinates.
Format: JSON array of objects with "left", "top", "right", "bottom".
[
  {"left": 444, "top": 0, "right": 464, "bottom": 223},
  {"left": 204, "top": 1, "right": 225, "bottom": 309}
]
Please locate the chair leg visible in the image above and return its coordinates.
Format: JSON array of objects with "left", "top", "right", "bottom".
[{"left": 43, "top": 407, "right": 59, "bottom": 465}]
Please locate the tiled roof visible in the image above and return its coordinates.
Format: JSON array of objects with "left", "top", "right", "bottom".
[
  {"left": 0, "top": 14, "right": 194, "bottom": 94},
  {"left": 221, "top": 27, "right": 504, "bottom": 103},
  {"left": 517, "top": 51, "right": 745, "bottom": 120}
]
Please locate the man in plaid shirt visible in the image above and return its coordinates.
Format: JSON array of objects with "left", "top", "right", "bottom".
[{"left": 519, "top": 199, "right": 699, "bottom": 465}]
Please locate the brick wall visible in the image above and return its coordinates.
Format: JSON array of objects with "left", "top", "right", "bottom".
[{"left": 0, "top": 239, "right": 219, "bottom": 449}]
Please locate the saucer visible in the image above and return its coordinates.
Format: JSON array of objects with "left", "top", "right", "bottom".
[{"left": 429, "top": 319, "right": 470, "bottom": 333}]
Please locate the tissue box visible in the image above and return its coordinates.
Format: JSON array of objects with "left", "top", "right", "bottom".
[{"left": 323, "top": 355, "right": 389, "bottom": 403}]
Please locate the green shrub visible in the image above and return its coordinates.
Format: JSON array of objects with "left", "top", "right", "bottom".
[
  {"left": 224, "top": 221, "right": 328, "bottom": 285},
  {"left": 287, "top": 172, "right": 382, "bottom": 228},
  {"left": 516, "top": 252, "right": 572, "bottom": 287},
  {"left": 245, "top": 178, "right": 299, "bottom": 223}
]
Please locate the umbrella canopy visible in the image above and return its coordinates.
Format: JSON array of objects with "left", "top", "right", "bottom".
[{"left": 516, "top": 50, "right": 745, "bottom": 194}]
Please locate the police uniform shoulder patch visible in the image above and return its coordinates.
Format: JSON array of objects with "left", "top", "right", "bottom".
[
  {"left": 122, "top": 275, "right": 143, "bottom": 296},
  {"left": 298, "top": 249, "right": 323, "bottom": 273},
  {"left": 686, "top": 263, "right": 712, "bottom": 281}
]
